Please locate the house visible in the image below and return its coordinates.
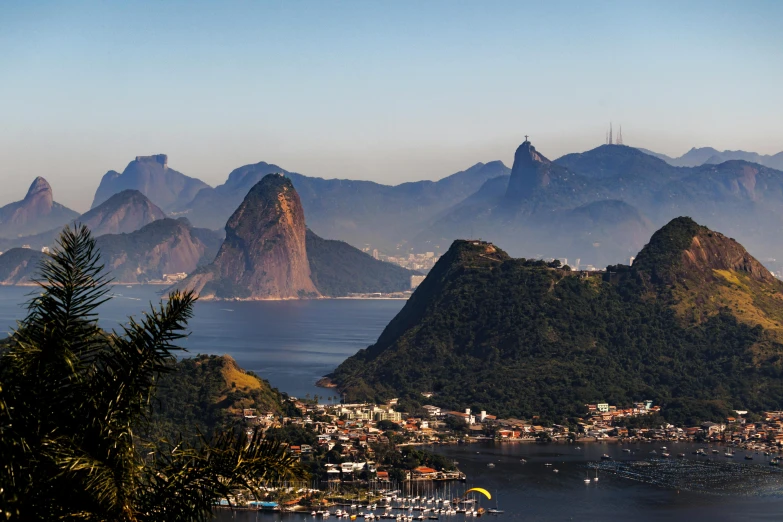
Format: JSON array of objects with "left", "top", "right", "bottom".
[
  {"left": 446, "top": 409, "right": 475, "bottom": 425},
  {"left": 412, "top": 466, "right": 438, "bottom": 479}
]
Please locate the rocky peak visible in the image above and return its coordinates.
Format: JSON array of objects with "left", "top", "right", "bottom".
[
  {"left": 633, "top": 216, "right": 776, "bottom": 285},
  {"left": 134, "top": 154, "right": 168, "bottom": 168},
  {"left": 176, "top": 173, "right": 320, "bottom": 299},
  {"left": 505, "top": 140, "right": 556, "bottom": 200},
  {"left": 25, "top": 177, "right": 53, "bottom": 202}
]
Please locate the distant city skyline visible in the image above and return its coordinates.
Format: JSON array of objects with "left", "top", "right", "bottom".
[{"left": 2, "top": 1, "right": 782, "bottom": 211}]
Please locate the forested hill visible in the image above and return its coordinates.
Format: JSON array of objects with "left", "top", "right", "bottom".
[
  {"left": 330, "top": 218, "right": 783, "bottom": 425},
  {"left": 152, "top": 354, "right": 284, "bottom": 440}
]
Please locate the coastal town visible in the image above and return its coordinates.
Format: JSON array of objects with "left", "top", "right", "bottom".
[
  {"left": 243, "top": 396, "right": 783, "bottom": 474},
  {"left": 211, "top": 396, "right": 783, "bottom": 512}
]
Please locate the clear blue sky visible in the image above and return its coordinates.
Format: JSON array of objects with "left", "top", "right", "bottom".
[{"left": 2, "top": 1, "right": 782, "bottom": 211}]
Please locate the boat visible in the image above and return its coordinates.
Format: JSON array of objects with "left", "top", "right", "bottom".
[
  {"left": 770, "top": 459, "right": 780, "bottom": 466},
  {"left": 622, "top": 448, "right": 632, "bottom": 453},
  {"left": 593, "top": 469, "right": 599, "bottom": 482},
  {"left": 519, "top": 458, "right": 527, "bottom": 464},
  {"left": 584, "top": 471, "right": 591, "bottom": 484},
  {"left": 712, "top": 449, "right": 719, "bottom": 454},
  {"left": 725, "top": 451, "right": 734, "bottom": 458},
  {"left": 745, "top": 454, "right": 753, "bottom": 460},
  {"left": 662, "top": 453, "right": 670, "bottom": 458},
  {"left": 600, "top": 454, "right": 612, "bottom": 460},
  {"left": 487, "top": 463, "right": 495, "bottom": 468},
  {"left": 553, "top": 469, "right": 559, "bottom": 473},
  {"left": 677, "top": 453, "right": 686, "bottom": 458},
  {"left": 544, "top": 463, "right": 553, "bottom": 467}
]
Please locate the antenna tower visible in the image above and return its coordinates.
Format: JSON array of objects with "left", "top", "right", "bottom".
[
  {"left": 617, "top": 125, "right": 624, "bottom": 145},
  {"left": 609, "top": 122, "right": 613, "bottom": 145}
]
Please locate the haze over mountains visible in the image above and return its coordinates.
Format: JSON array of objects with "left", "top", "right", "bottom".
[
  {"left": 92, "top": 154, "right": 210, "bottom": 212},
  {"left": 638, "top": 146, "right": 783, "bottom": 170},
  {"left": 4, "top": 140, "right": 783, "bottom": 279}
]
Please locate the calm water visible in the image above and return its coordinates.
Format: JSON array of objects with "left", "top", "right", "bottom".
[
  {"left": 4, "top": 286, "right": 783, "bottom": 519},
  {"left": 0, "top": 285, "right": 403, "bottom": 399},
  {"left": 214, "top": 441, "right": 783, "bottom": 522}
]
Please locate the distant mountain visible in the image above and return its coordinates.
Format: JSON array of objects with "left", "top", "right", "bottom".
[
  {"left": 0, "top": 189, "right": 167, "bottom": 251},
  {"left": 91, "top": 154, "right": 210, "bottom": 212},
  {"left": 331, "top": 218, "right": 783, "bottom": 424},
  {"left": 94, "top": 218, "right": 223, "bottom": 284},
  {"left": 77, "top": 190, "right": 167, "bottom": 237},
  {"left": 0, "top": 218, "right": 221, "bottom": 286},
  {"left": 414, "top": 142, "right": 652, "bottom": 266},
  {"left": 0, "top": 248, "right": 45, "bottom": 285},
  {"left": 637, "top": 146, "right": 783, "bottom": 170},
  {"left": 0, "top": 178, "right": 79, "bottom": 238},
  {"left": 305, "top": 229, "right": 417, "bottom": 296},
  {"left": 176, "top": 174, "right": 419, "bottom": 299},
  {"left": 174, "top": 160, "right": 510, "bottom": 249},
  {"left": 176, "top": 174, "right": 320, "bottom": 299}
]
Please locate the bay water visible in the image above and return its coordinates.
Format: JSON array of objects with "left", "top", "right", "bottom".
[{"left": 2, "top": 285, "right": 783, "bottom": 519}]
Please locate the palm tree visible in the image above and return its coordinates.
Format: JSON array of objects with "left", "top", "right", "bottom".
[{"left": 0, "top": 225, "right": 305, "bottom": 521}]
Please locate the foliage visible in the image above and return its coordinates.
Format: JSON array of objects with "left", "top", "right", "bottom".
[
  {"left": 0, "top": 225, "right": 304, "bottom": 521},
  {"left": 151, "top": 354, "right": 283, "bottom": 441},
  {"left": 632, "top": 216, "right": 702, "bottom": 283},
  {"left": 305, "top": 230, "right": 416, "bottom": 296},
  {"left": 331, "top": 238, "right": 783, "bottom": 426}
]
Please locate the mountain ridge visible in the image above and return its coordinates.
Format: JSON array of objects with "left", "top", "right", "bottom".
[{"left": 330, "top": 218, "right": 783, "bottom": 424}]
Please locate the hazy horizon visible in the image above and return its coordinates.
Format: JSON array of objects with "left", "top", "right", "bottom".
[{"left": 2, "top": 1, "right": 782, "bottom": 211}]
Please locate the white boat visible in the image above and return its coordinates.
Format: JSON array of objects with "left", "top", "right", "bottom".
[{"left": 593, "top": 469, "right": 599, "bottom": 482}]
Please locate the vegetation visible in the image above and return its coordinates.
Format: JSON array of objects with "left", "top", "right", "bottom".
[
  {"left": 0, "top": 225, "right": 304, "bottom": 521},
  {"left": 331, "top": 222, "right": 783, "bottom": 426},
  {"left": 305, "top": 230, "right": 416, "bottom": 296},
  {"left": 151, "top": 354, "right": 284, "bottom": 441}
]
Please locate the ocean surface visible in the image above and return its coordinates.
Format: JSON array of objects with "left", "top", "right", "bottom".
[
  {"left": 3, "top": 285, "right": 783, "bottom": 519},
  {"left": 214, "top": 441, "right": 783, "bottom": 522},
  {"left": 0, "top": 285, "right": 404, "bottom": 399}
]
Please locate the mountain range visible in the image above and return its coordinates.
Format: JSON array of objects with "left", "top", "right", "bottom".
[
  {"left": 330, "top": 217, "right": 783, "bottom": 424},
  {"left": 638, "top": 147, "right": 783, "bottom": 170},
  {"left": 5, "top": 140, "right": 783, "bottom": 280}
]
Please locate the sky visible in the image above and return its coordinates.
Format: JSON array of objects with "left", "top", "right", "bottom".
[{"left": 1, "top": 1, "right": 782, "bottom": 212}]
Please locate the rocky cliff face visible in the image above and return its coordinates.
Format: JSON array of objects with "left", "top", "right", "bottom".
[
  {"left": 632, "top": 216, "right": 777, "bottom": 285},
  {"left": 77, "top": 190, "right": 166, "bottom": 236},
  {"left": 177, "top": 174, "right": 320, "bottom": 299},
  {"left": 95, "top": 218, "right": 222, "bottom": 283},
  {"left": 91, "top": 154, "right": 210, "bottom": 212},
  {"left": 0, "top": 177, "right": 79, "bottom": 238},
  {"left": 504, "top": 140, "right": 578, "bottom": 201}
]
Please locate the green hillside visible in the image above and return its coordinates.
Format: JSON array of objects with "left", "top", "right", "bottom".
[
  {"left": 152, "top": 354, "right": 283, "bottom": 440},
  {"left": 330, "top": 218, "right": 783, "bottom": 425}
]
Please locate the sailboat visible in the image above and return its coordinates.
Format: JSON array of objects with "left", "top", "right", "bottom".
[
  {"left": 486, "top": 494, "right": 504, "bottom": 515},
  {"left": 584, "top": 471, "right": 591, "bottom": 484},
  {"left": 593, "top": 468, "right": 599, "bottom": 482}
]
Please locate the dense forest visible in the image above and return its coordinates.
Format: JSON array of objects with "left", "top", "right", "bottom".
[
  {"left": 151, "top": 354, "right": 284, "bottom": 440},
  {"left": 331, "top": 218, "right": 783, "bottom": 425}
]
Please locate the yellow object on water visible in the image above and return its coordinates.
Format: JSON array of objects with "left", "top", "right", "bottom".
[
  {"left": 351, "top": 516, "right": 357, "bottom": 520},
  {"left": 464, "top": 488, "right": 491, "bottom": 500}
]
